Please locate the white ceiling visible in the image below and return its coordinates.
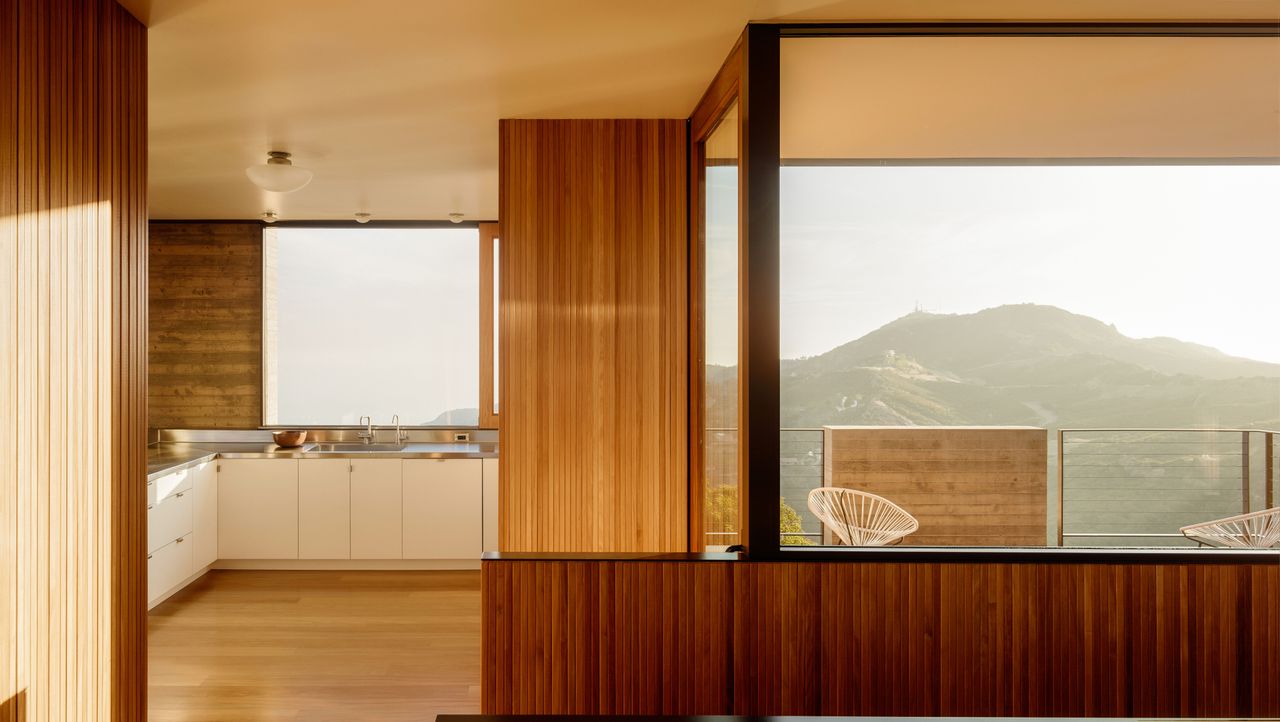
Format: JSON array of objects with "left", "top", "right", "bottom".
[{"left": 132, "top": 0, "right": 1280, "bottom": 221}]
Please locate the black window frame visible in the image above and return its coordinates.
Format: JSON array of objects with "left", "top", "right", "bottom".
[{"left": 735, "top": 20, "right": 1280, "bottom": 563}]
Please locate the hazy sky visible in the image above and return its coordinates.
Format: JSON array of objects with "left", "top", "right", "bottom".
[
  {"left": 706, "top": 164, "right": 1280, "bottom": 366},
  {"left": 271, "top": 227, "right": 478, "bottom": 426}
]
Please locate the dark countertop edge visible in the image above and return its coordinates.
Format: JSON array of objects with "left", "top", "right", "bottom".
[
  {"left": 481, "top": 547, "right": 1280, "bottom": 565},
  {"left": 482, "top": 552, "right": 744, "bottom": 562},
  {"left": 434, "top": 718, "right": 1227, "bottom": 722},
  {"left": 436, "top": 717, "right": 1243, "bottom": 722}
]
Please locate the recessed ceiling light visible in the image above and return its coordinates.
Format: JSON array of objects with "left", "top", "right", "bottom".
[
  {"left": 448, "top": 212, "right": 464, "bottom": 224},
  {"left": 261, "top": 210, "right": 279, "bottom": 223},
  {"left": 246, "top": 151, "right": 313, "bottom": 193},
  {"left": 354, "top": 213, "right": 373, "bottom": 224}
]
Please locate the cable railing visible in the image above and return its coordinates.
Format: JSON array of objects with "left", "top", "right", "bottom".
[
  {"left": 704, "top": 426, "right": 1278, "bottom": 549},
  {"left": 703, "top": 428, "right": 827, "bottom": 546},
  {"left": 1058, "top": 428, "right": 1277, "bottom": 547}
]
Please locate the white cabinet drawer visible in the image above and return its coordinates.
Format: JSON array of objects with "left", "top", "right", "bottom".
[
  {"left": 403, "top": 459, "right": 482, "bottom": 559},
  {"left": 153, "top": 465, "right": 195, "bottom": 503},
  {"left": 147, "top": 487, "right": 193, "bottom": 555},
  {"left": 147, "top": 533, "right": 193, "bottom": 605}
]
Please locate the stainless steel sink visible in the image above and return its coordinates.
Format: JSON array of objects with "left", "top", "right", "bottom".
[{"left": 312, "top": 443, "right": 406, "bottom": 452}]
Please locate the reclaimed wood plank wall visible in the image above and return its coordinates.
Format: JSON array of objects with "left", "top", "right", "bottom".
[
  {"left": 482, "top": 558, "right": 1280, "bottom": 718},
  {"left": 824, "top": 426, "right": 1049, "bottom": 546},
  {"left": 497, "top": 119, "right": 689, "bottom": 552},
  {"left": 1, "top": 0, "right": 148, "bottom": 718},
  {"left": 148, "top": 221, "right": 263, "bottom": 428}
]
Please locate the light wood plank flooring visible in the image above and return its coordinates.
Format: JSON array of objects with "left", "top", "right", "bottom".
[{"left": 148, "top": 570, "right": 481, "bottom": 721}]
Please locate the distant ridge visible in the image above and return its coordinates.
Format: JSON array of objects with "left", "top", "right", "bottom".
[
  {"left": 710, "top": 304, "right": 1280, "bottom": 429},
  {"left": 797, "top": 304, "right": 1280, "bottom": 381}
]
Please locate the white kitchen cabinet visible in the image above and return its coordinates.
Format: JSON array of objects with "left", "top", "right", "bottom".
[
  {"left": 147, "top": 461, "right": 207, "bottom": 608},
  {"left": 147, "top": 533, "right": 193, "bottom": 604},
  {"left": 403, "top": 459, "right": 482, "bottom": 559},
  {"left": 482, "top": 457, "right": 498, "bottom": 552},
  {"left": 191, "top": 459, "right": 218, "bottom": 569},
  {"left": 218, "top": 458, "right": 299, "bottom": 559},
  {"left": 299, "top": 458, "right": 351, "bottom": 559},
  {"left": 153, "top": 466, "right": 192, "bottom": 503},
  {"left": 349, "top": 459, "right": 402, "bottom": 559},
  {"left": 147, "top": 481, "right": 192, "bottom": 556}
]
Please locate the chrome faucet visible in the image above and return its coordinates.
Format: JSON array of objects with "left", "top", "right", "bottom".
[
  {"left": 357, "top": 415, "right": 374, "bottom": 444},
  {"left": 391, "top": 414, "right": 408, "bottom": 443}
]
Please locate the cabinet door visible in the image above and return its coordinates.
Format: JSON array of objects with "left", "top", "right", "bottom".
[
  {"left": 218, "top": 458, "right": 299, "bottom": 559},
  {"left": 482, "top": 458, "right": 499, "bottom": 552},
  {"left": 299, "top": 458, "right": 351, "bottom": 559},
  {"left": 350, "top": 459, "right": 401, "bottom": 559},
  {"left": 191, "top": 460, "right": 218, "bottom": 568},
  {"left": 403, "top": 459, "right": 482, "bottom": 559},
  {"left": 148, "top": 486, "right": 193, "bottom": 555},
  {"left": 147, "top": 533, "right": 193, "bottom": 608}
]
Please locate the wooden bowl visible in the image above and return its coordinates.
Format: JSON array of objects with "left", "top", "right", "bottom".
[{"left": 272, "top": 430, "right": 307, "bottom": 448}]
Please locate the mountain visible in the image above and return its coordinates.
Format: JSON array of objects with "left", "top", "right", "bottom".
[
  {"left": 795, "top": 304, "right": 1280, "bottom": 382},
  {"left": 710, "top": 304, "right": 1280, "bottom": 429}
]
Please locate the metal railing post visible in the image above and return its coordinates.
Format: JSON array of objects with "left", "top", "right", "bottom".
[
  {"left": 1056, "top": 428, "right": 1065, "bottom": 547},
  {"left": 1266, "top": 432, "right": 1274, "bottom": 511},
  {"left": 1242, "top": 431, "right": 1251, "bottom": 514}
]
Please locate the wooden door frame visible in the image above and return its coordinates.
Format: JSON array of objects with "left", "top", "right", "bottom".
[{"left": 686, "top": 35, "right": 744, "bottom": 551}]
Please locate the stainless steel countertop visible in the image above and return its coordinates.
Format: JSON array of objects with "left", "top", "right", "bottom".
[{"left": 147, "top": 441, "right": 498, "bottom": 481}]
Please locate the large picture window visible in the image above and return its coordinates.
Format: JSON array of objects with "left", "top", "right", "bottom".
[
  {"left": 263, "top": 226, "right": 481, "bottom": 427},
  {"left": 772, "top": 33, "right": 1280, "bottom": 550},
  {"left": 708, "top": 28, "right": 1280, "bottom": 555}
]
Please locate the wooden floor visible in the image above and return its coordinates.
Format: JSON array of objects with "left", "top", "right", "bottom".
[{"left": 148, "top": 570, "right": 481, "bottom": 721}]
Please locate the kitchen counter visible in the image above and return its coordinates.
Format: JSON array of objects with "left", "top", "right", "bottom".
[{"left": 147, "top": 440, "right": 499, "bottom": 481}]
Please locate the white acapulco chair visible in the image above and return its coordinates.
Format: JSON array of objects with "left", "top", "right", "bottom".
[
  {"left": 1179, "top": 506, "right": 1280, "bottom": 549},
  {"left": 807, "top": 487, "right": 919, "bottom": 546}
]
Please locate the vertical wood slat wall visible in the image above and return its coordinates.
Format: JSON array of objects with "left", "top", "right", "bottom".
[
  {"left": 498, "top": 119, "right": 689, "bottom": 552},
  {"left": 148, "top": 222, "right": 264, "bottom": 429},
  {"left": 482, "top": 558, "right": 1280, "bottom": 717},
  {"left": 1, "top": 0, "right": 148, "bottom": 719}
]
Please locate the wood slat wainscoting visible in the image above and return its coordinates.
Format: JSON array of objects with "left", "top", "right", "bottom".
[
  {"left": 823, "top": 426, "right": 1049, "bottom": 546},
  {"left": 481, "top": 558, "right": 1280, "bottom": 718},
  {"left": 149, "top": 221, "right": 264, "bottom": 428},
  {"left": 498, "top": 120, "right": 689, "bottom": 552},
  {"left": 2, "top": 0, "right": 148, "bottom": 719}
]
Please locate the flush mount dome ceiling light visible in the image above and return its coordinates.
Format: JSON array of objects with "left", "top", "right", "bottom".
[{"left": 245, "top": 151, "right": 313, "bottom": 193}]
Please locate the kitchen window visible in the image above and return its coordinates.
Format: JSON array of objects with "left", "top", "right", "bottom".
[{"left": 263, "top": 225, "right": 488, "bottom": 427}]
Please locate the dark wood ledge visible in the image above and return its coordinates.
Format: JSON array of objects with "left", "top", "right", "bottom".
[{"left": 481, "top": 546, "right": 1280, "bottom": 565}]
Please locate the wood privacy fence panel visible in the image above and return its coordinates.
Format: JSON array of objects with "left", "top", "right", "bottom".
[
  {"left": 148, "top": 221, "right": 263, "bottom": 428},
  {"left": 824, "top": 426, "right": 1048, "bottom": 545},
  {"left": 498, "top": 119, "right": 689, "bottom": 552},
  {"left": 482, "top": 558, "right": 1280, "bottom": 718},
  {"left": 1, "top": 0, "right": 148, "bottom": 718}
]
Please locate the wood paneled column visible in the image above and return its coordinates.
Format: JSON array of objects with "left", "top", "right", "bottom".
[
  {"left": 498, "top": 119, "right": 689, "bottom": 552},
  {"left": 1, "top": 0, "right": 148, "bottom": 718}
]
